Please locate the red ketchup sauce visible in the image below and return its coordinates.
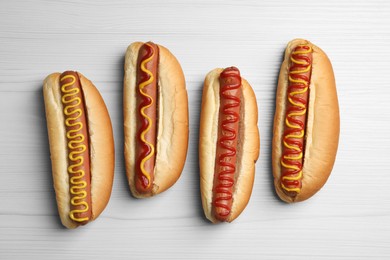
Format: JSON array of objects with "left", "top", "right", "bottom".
[
  {"left": 213, "top": 67, "right": 242, "bottom": 221},
  {"left": 281, "top": 45, "right": 313, "bottom": 195}
]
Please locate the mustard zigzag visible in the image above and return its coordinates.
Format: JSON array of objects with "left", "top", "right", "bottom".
[{"left": 60, "top": 74, "right": 89, "bottom": 222}]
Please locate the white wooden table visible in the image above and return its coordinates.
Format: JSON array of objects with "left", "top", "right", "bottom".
[{"left": 1, "top": 0, "right": 389, "bottom": 259}]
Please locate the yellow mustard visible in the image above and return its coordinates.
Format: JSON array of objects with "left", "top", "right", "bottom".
[
  {"left": 281, "top": 45, "right": 312, "bottom": 193},
  {"left": 138, "top": 43, "right": 156, "bottom": 188},
  {"left": 60, "top": 74, "right": 89, "bottom": 222}
]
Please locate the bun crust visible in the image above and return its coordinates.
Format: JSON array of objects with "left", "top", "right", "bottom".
[
  {"left": 43, "top": 72, "right": 114, "bottom": 228},
  {"left": 272, "top": 39, "right": 340, "bottom": 203},
  {"left": 124, "top": 42, "right": 189, "bottom": 198},
  {"left": 199, "top": 68, "right": 260, "bottom": 223}
]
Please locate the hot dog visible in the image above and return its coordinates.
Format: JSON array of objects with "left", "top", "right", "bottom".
[
  {"left": 43, "top": 71, "right": 114, "bottom": 228},
  {"left": 124, "top": 42, "right": 189, "bottom": 198},
  {"left": 272, "top": 39, "right": 340, "bottom": 203},
  {"left": 199, "top": 67, "right": 260, "bottom": 223}
]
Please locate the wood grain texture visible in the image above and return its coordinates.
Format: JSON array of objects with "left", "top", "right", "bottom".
[{"left": 1, "top": 0, "right": 389, "bottom": 259}]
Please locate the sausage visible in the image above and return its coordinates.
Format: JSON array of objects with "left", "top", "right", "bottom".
[
  {"left": 281, "top": 45, "right": 312, "bottom": 197},
  {"left": 135, "top": 42, "right": 159, "bottom": 194},
  {"left": 213, "top": 67, "right": 242, "bottom": 221},
  {"left": 59, "top": 71, "right": 92, "bottom": 224}
]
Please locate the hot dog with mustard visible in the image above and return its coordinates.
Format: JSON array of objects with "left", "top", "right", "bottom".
[
  {"left": 272, "top": 39, "right": 340, "bottom": 203},
  {"left": 124, "top": 41, "right": 189, "bottom": 198},
  {"left": 43, "top": 71, "right": 114, "bottom": 228}
]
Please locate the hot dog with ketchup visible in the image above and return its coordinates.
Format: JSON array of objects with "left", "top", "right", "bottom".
[
  {"left": 199, "top": 67, "right": 259, "bottom": 223},
  {"left": 272, "top": 39, "right": 340, "bottom": 203},
  {"left": 43, "top": 71, "right": 114, "bottom": 228},
  {"left": 124, "top": 42, "right": 189, "bottom": 198}
]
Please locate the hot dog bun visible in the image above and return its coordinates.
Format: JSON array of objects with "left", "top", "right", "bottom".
[
  {"left": 124, "top": 42, "right": 189, "bottom": 198},
  {"left": 199, "top": 68, "right": 260, "bottom": 223},
  {"left": 272, "top": 39, "right": 340, "bottom": 203},
  {"left": 43, "top": 72, "right": 114, "bottom": 228}
]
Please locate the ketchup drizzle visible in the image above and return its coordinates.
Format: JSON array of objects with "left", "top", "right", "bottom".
[
  {"left": 281, "top": 45, "right": 313, "bottom": 194},
  {"left": 213, "top": 67, "right": 241, "bottom": 220},
  {"left": 136, "top": 44, "right": 155, "bottom": 189}
]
